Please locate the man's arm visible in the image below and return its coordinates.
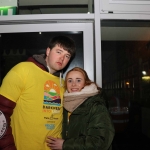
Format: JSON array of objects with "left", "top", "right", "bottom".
[{"left": 0, "top": 95, "right": 16, "bottom": 150}]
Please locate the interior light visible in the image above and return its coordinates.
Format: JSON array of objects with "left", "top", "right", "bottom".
[
  {"left": 142, "top": 71, "right": 147, "bottom": 75},
  {"left": 142, "top": 76, "right": 150, "bottom": 80}
]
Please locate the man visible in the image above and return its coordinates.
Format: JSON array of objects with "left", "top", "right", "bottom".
[{"left": 0, "top": 35, "right": 76, "bottom": 150}]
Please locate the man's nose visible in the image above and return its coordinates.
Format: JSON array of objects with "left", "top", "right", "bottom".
[{"left": 60, "top": 55, "right": 65, "bottom": 61}]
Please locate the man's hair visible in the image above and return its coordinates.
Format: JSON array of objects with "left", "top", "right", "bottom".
[{"left": 48, "top": 35, "right": 76, "bottom": 58}]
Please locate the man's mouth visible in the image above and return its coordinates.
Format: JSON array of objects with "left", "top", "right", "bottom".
[{"left": 57, "top": 62, "right": 62, "bottom": 66}]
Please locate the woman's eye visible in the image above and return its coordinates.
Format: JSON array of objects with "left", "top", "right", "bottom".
[
  {"left": 67, "top": 80, "right": 72, "bottom": 83},
  {"left": 77, "top": 79, "right": 81, "bottom": 83}
]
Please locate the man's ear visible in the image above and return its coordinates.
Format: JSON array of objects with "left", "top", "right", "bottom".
[{"left": 46, "top": 47, "right": 50, "bottom": 56}]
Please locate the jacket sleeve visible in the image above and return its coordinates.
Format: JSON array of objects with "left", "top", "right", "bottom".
[
  {"left": 63, "top": 100, "right": 115, "bottom": 150},
  {"left": 0, "top": 95, "right": 17, "bottom": 150},
  {"left": 62, "top": 108, "right": 68, "bottom": 139}
]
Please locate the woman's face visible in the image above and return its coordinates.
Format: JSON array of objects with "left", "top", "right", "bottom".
[{"left": 66, "top": 70, "right": 85, "bottom": 93}]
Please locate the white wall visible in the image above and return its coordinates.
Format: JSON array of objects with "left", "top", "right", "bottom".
[{"left": 100, "top": 0, "right": 150, "bottom": 13}]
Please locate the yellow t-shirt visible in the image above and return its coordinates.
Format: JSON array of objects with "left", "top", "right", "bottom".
[{"left": 0, "top": 62, "right": 65, "bottom": 150}]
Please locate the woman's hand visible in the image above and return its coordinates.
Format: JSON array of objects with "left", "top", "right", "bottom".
[{"left": 46, "top": 136, "right": 64, "bottom": 150}]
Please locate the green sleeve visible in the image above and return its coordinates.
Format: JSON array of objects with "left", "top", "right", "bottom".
[{"left": 62, "top": 108, "right": 68, "bottom": 139}]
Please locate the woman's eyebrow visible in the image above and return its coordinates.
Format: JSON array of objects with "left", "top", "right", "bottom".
[{"left": 67, "top": 78, "right": 72, "bottom": 80}]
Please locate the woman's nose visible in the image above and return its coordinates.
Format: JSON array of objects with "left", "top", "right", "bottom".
[{"left": 72, "top": 81, "right": 76, "bottom": 86}]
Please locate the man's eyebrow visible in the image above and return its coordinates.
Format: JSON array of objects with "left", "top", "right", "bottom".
[
  {"left": 57, "top": 49, "right": 71, "bottom": 56},
  {"left": 66, "top": 54, "right": 71, "bottom": 56},
  {"left": 57, "top": 49, "right": 63, "bottom": 52}
]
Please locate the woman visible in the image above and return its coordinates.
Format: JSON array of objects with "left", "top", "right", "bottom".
[{"left": 46, "top": 67, "right": 115, "bottom": 150}]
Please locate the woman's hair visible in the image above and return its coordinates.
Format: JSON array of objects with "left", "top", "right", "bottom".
[{"left": 65, "top": 67, "right": 100, "bottom": 91}]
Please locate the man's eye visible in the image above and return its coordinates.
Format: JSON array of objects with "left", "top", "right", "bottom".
[
  {"left": 66, "top": 55, "right": 71, "bottom": 59},
  {"left": 57, "top": 51, "right": 61, "bottom": 54}
]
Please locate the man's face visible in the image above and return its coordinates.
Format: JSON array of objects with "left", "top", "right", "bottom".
[{"left": 46, "top": 45, "right": 71, "bottom": 73}]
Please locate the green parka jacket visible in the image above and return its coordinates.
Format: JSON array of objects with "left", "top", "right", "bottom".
[{"left": 62, "top": 94, "right": 115, "bottom": 150}]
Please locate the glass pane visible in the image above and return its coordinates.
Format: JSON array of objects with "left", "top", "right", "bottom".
[
  {"left": 18, "top": 0, "right": 94, "bottom": 14},
  {"left": 101, "top": 20, "right": 150, "bottom": 150},
  {"left": 0, "top": 32, "right": 83, "bottom": 84}
]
